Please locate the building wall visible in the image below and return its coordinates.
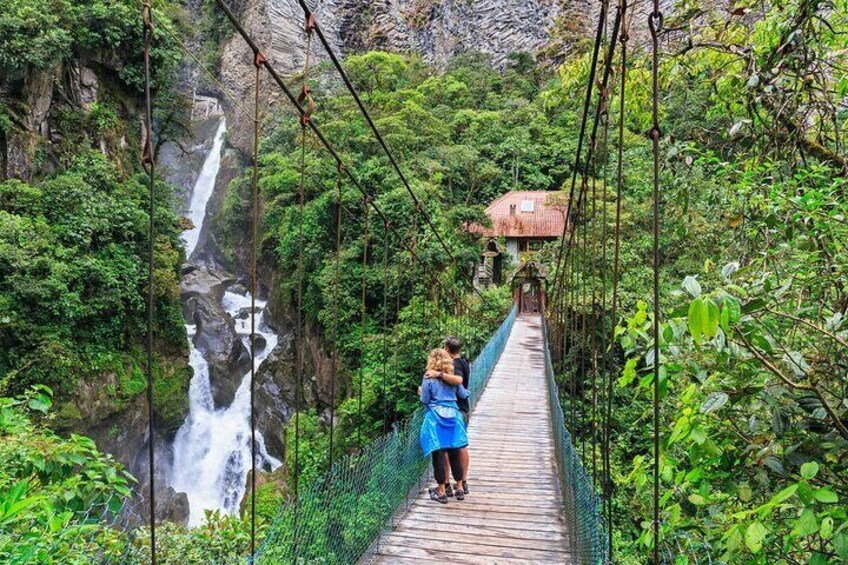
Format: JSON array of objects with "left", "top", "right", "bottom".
[{"left": 505, "top": 239, "right": 520, "bottom": 264}]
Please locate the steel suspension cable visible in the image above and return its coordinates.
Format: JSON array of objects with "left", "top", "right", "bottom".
[
  {"left": 590, "top": 149, "right": 599, "bottom": 484},
  {"left": 328, "top": 164, "right": 343, "bottom": 472},
  {"left": 549, "top": 2, "right": 609, "bottom": 310},
  {"left": 570, "top": 10, "right": 621, "bottom": 475},
  {"left": 552, "top": 4, "right": 622, "bottom": 314},
  {"left": 381, "top": 220, "right": 390, "bottom": 433},
  {"left": 249, "top": 45, "right": 265, "bottom": 561},
  {"left": 358, "top": 195, "right": 370, "bottom": 447},
  {"left": 141, "top": 3, "right": 157, "bottom": 562},
  {"left": 293, "top": 16, "right": 315, "bottom": 554},
  {"left": 569, "top": 234, "right": 578, "bottom": 435},
  {"left": 591, "top": 8, "right": 614, "bottom": 486},
  {"left": 648, "top": 0, "right": 664, "bottom": 560},
  {"left": 606, "top": 4, "right": 628, "bottom": 557},
  {"left": 599, "top": 46, "right": 613, "bottom": 557},
  {"left": 580, "top": 184, "right": 588, "bottom": 464}
]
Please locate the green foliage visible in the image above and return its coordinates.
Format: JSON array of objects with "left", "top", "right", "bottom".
[
  {"left": 607, "top": 159, "right": 848, "bottom": 560},
  {"left": 0, "top": 386, "right": 134, "bottom": 563},
  {"left": 0, "top": 0, "right": 181, "bottom": 90},
  {"left": 546, "top": 0, "right": 847, "bottom": 561},
  {"left": 0, "top": 152, "right": 187, "bottom": 425}
]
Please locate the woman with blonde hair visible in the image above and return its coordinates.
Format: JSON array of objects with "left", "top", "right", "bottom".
[{"left": 419, "top": 348, "right": 468, "bottom": 504}]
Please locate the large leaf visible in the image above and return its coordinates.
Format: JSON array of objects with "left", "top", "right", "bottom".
[
  {"left": 701, "top": 392, "right": 729, "bottom": 414},
  {"left": 793, "top": 508, "right": 818, "bottom": 537},
  {"left": 771, "top": 406, "right": 786, "bottom": 438},
  {"left": 745, "top": 521, "right": 767, "bottom": 553},
  {"left": 820, "top": 517, "right": 834, "bottom": 540},
  {"left": 682, "top": 275, "right": 702, "bottom": 298},
  {"left": 741, "top": 297, "right": 764, "bottom": 315},
  {"left": 705, "top": 299, "right": 720, "bottom": 339},
  {"left": 800, "top": 461, "right": 819, "bottom": 480},
  {"left": 834, "top": 531, "right": 848, "bottom": 560},
  {"left": 768, "top": 483, "right": 798, "bottom": 505},
  {"left": 725, "top": 296, "right": 742, "bottom": 322},
  {"left": 688, "top": 298, "right": 707, "bottom": 344},
  {"left": 764, "top": 456, "right": 786, "bottom": 476},
  {"left": 721, "top": 262, "right": 740, "bottom": 280},
  {"left": 812, "top": 487, "right": 838, "bottom": 504}
]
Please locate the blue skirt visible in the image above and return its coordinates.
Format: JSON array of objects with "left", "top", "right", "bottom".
[{"left": 420, "top": 402, "right": 468, "bottom": 457}]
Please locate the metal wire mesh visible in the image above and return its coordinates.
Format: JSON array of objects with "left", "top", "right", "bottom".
[
  {"left": 254, "top": 306, "right": 517, "bottom": 564},
  {"left": 542, "top": 317, "right": 609, "bottom": 565}
]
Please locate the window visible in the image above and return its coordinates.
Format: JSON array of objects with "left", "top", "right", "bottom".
[
  {"left": 519, "top": 240, "right": 543, "bottom": 253},
  {"left": 520, "top": 200, "right": 535, "bottom": 212}
]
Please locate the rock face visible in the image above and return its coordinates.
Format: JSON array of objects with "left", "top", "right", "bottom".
[
  {"left": 253, "top": 319, "right": 335, "bottom": 461},
  {"left": 216, "top": 0, "right": 584, "bottom": 154},
  {"left": 81, "top": 383, "right": 190, "bottom": 526},
  {"left": 340, "top": 0, "right": 568, "bottom": 68},
  {"left": 181, "top": 267, "right": 251, "bottom": 407},
  {"left": 254, "top": 331, "right": 297, "bottom": 460},
  {"left": 246, "top": 0, "right": 573, "bottom": 73},
  {"left": 127, "top": 431, "right": 191, "bottom": 526}
]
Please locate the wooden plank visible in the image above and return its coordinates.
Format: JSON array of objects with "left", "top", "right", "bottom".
[
  {"left": 385, "top": 529, "right": 568, "bottom": 553},
  {"left": 371, "top": 555, "right": 445, "bottom": 565},
  {"left": 376, "top": 543, "right": 555, "bottom": 565},
  {"left": 410, "top": 499, "right": 562, "bottom": 513},
  {"left": 410, "top": 500, "right": 562, "bottom": 517},
  {"left": 379, "top": 535, "right": 571, "bottom": 562},
  {"left": 400, "top": 511, "right": 566, "bottom": 532},
  {"left": 397, "top": 519, "right": 568, "bottom": 541},
  {"left": 387, "top": 528, "right": 567, "bottom": 551}
]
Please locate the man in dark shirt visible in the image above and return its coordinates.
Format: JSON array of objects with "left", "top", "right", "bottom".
[{"left": 425, "top": 336, "right": 471, "bottom": 495}]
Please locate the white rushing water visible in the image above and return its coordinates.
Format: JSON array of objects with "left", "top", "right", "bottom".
[
  {"left": 171, "top": 116, "right": 282, "bottom": 527},
  {"left": 182, "top": 118, "right": 227, "bottom": 259},
  {"left": 172, "top": 292, "right": 281, "bottom": 527}
]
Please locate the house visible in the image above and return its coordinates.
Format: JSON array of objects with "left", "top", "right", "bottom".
[{"left": 468, "top": 191, "right": 567, "bottom": 287}]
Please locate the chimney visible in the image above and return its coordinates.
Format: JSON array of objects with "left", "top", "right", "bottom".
[{"left": 509, "top": 204, "right": 516, "bottom": 216}]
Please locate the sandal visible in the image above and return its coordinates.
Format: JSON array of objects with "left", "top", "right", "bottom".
[
  {"left": 461, "top": 480, "right": 469, "bottom": 495},
  {"left": 428, "top": 487, "right": 448, "bottom": 504},
  {"left": 454, "top": 483, "right": 465, "bottom": 501},
  {"left": 445, "top": 484, "right": 454, "bottom": 498}
]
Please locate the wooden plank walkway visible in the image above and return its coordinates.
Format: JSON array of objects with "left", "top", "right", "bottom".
[{"left": 372, "top": 314, "right": 573, "bottom": 564}]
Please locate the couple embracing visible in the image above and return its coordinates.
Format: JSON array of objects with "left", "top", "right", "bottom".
[{"left": 418, "top": 337, "right": 471, "bottom": 504}]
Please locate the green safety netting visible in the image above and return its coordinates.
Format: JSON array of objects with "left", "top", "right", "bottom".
[
  {"left": 542, "top": 317, "right": 609, "bottom": 565},
  {"left": 254, "top": 306, "right": 518, "bottom": 564}
]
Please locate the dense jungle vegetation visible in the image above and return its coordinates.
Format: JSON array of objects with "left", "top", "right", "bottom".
[{"left": 1, "top": 0, "right": 847, "bottom": 562}]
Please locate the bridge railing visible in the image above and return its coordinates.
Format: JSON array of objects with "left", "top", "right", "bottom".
[
  {"left": 542, "top": 317, "right": 609, "bottom": 565},
  {"left": 255, "top": 306, "right": 518, "bottom": 564}
]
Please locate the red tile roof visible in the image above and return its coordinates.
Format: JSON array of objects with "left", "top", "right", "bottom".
[{"left": 468, "top": 191, "right": 568, "bottom": 238}]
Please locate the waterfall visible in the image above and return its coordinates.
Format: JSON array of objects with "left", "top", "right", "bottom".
[
  {"left": 171, "top": 116, "right": 282, "bottom": 527},
  {"left": 172, "top": 293, "right": 281, "bottom": 527},
  {"left": 182, "top": 119, "right": 227, "bottom": 259}
]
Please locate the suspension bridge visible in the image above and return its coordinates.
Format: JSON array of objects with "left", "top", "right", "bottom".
[{"left": 135, "top": 0, "right": 663, "bottom": 561}]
